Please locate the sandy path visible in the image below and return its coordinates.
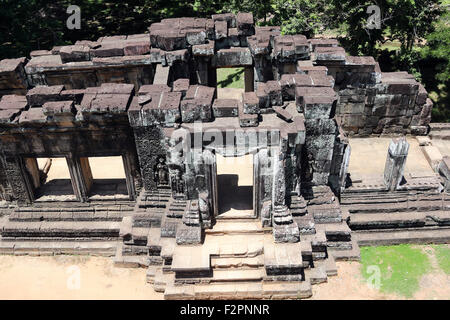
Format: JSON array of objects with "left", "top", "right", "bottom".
[{"left": 0, "top": 255, "right": 162, "bottom": 300}]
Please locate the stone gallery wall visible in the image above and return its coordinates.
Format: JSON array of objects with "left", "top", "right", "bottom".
[{"left": 0, "top": 84, "right": 142, "bottom": 203}]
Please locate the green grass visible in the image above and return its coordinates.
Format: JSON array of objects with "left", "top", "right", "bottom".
[
  {"left": 360, "top": 245, "right": 431, "bottom": 298},
  {"left": 216, "top": 67, "right": 245, "bottom": 89},
  {"left": 432, "top": 244, "right": 450, "bottom": 275}
]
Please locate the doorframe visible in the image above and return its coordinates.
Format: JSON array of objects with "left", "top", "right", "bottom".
[{"left": 210, "top": 148, "right": 259, "bottom": 219}]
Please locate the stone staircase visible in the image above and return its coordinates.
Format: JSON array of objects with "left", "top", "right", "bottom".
[
  {"left": 429, "top": 123, "right": 450, "bottom": 140},
  {"left": 342, "top": 185, "right": 450, "bottom": 246},
  {"left": 0, "top": 202, "right": 133, "bottom": 255},
  {"left": 141, "top": 213, "right": 356, "bottom": 299},
  {"left": 112, "top": 185, "right": 359, "bottom": 299}
]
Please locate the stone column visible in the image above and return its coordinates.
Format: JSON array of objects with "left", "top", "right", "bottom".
[
  {"left": 438, "top": 156, "right": 450, "bottom": 191},
  {"left": 271, "top": 147, "right": 300, "bottom": 243},
  {"left": 122, "top": 153, "right": 137, "bottom": 200},
  {"left": 2, "top": 156, "right": 34, "bottom": 204},
  {"left": 384, "top": 137, "right": 409, "bottom": 191},
  {"left": 244, "top": 66, "right": 254, "bottom": 92},
  {"left": 66, "top": 155, "right": 92, "bottom": 202}
]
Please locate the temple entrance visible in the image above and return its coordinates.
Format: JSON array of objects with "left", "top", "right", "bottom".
[
  {"left": 216, "top": 66, "right": 254, "bottom": 99},
  {"left": 216, "top": 153, "right": 254, "bottom": 219}
]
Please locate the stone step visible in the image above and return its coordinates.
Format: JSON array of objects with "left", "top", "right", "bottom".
[
  {"left": 154, "top": 267, "right": 175, "bottom": 292},
  {"left": 1, "top": 220, "right": 121, "bottom": 238},
  {"left": 347, "top": 200, "right": 445, "bottom": 214},
  {"left": 210, "top": 268, "right": 265, "bottom": 282},
  {"left": 264, "top": 239, "right": 303, "bottom": 271},
  {"left": 429, "top": 123, "right": 450, "bottom": 131},
  {"left": 315, "top": 222, "right": 352, "bottom": 241},
  {"left": 262, "top": 281, "right": 312, "bottom": 299},
  {"left": 350, "top": 211, "right": 450, "bottom": 230},
  {"left": 315, "top": 255, "right": 337, "bottom": 276},
  {"left": 10, "top": 207, "right": 130, "bottom": 222},
  {"left": 0, "top": 239, "right": 118, "bottom": 256},
  {"left": 132, "top": 210, "right": 164, "bottom": 228},
  {"left": 130, "top": 227, "right": 150, "bottom": 244},
  {"left": 429, "top": 131, "right": 450, "bottom": 140},
  {"left": 206, "top": 220, "right": 268, "bottom": 235},
  {"left": 304, "top": 265, "right": 327, "bottom": 284},
  {"left": 0, "top": 215, "right": 7, "bottom": 234},
  {"left": 212, "top": 237, "right": 264, "bottom": 258},
  {"left": 211, "top": 256, "right": 264, "bottom": 269},
  {"left": 164, "top": 280, "right": 312, "bottom": 299},
  {"left": 354, "top": 227, "right": 450, "bottom": 246},
  {"left": 328, "top": 239, "right": 360, "bottom": 261},
  {"left": 113, "top": 242, "right": 150, "bottom": 268},
  {"left": 215, "top": 211, "right": 256, "bottom": 220},
  {"left": 171, "top": 245, "right": 210, "bottom": 274},
  {"left": 349, "top": 212, "right": 428, "bottom": 230},
  {"left": 341, "top": 193, "right": 444, "bottom": 205}
]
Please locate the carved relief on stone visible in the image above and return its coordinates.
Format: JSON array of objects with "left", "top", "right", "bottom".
[
  {"left": 154, "top": 156, "right": 169, "bottom": 186},
  {"left": 170, "top": 167, "right": 185, "bottom": 198}
]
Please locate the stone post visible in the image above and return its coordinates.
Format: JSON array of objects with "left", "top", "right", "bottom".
[
  {"left": 244, "top": 66, "right": 254, "bottom": 92},
  {"left": 384, "top": 137, "right": 409, "bottom": 191},
  {"left": 271, "top": 148, "right": 300, "bottom": 243},
  {"left": 438, "top": 156, "right": 450, "bottom": 191},
  {"left": 66, "top": 155, "right": 92, "bottom": 202}
]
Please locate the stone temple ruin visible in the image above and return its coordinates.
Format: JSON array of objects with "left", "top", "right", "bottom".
[{"left": 0, "top": 12, "right": 448, "bottom": 299}]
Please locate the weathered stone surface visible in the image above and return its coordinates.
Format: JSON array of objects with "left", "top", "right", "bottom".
[
  {"left": 26, "top": 85, "right": 65, "bottom": 106},
  {"left": 236, "top": 12, "right": 254, "bottom": 36},
  {"left": 314, "top": 46, "right": 346, "bottom": 62},
  {"left": 212, "top": 99, "right": 239, "bottom": 118},
  {"left": 59, "top": 45, "right": 91, "bottom": 63},
  {"left": 212, "top": 48, "right": 252, "bottom": 67},
  {"left": 172, "top": 78, "right": 190, "bottom": 97},
  {"left": 242, "top": 91, "right": 260, "bottom": 114},
  {"left": 0, "top": 57, "right": 28, "bottom": 90},
  {"left": 238, "top": 101, "right": 258, "bottom": 127},
  {"left": 180, "top": 85, "right": 215, "bottom": 122}
]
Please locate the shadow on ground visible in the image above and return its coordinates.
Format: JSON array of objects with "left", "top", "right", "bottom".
[{"left": 217, "top": 174, "right": 252, "bottom": 214}]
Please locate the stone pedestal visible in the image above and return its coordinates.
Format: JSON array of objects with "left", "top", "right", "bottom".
[{"left": 384, "top": 137, "right": 409, "bottom": 191}]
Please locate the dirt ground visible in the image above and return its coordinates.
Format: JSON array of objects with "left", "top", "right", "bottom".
[
  {"left": 0, "top": 255, "right": 163, "bottom": 300},
  {"left": 312, "top": 261, "right": 449, "bottom": 300},
  {"left": 0, "top": 254, "right": 448, "bottom": 300}
]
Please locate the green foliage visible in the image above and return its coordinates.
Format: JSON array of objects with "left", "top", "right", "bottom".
[
  {"left": 332, "top": 0, "right": 442, "bottom": 56},
  {"left": 360, "top": 245, "right": 431, "bottom": 298},
  {"left": 331, "top": 0, "right": 385, "bottom": 56},
  {"left": 271, "top": 0, "right": 333, "bottom": 37},
  {"left": 0, "top": 0, "right": 196, "bottom": 59},
  {"left": 216, "top": 67, "right": 244, "bottom": 89},
  {"left": 432, "top": 245, "right": 450, "bottom": 274},
  {"left": 422, "top": 7, "right": 450, "bottom": 82}
]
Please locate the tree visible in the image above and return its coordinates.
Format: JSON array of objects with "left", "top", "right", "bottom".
[
  {"left": 270, "top": 0, "right": 333, "bottom": 37},
  {"left": 330, "top": 0, "right": 442, "bottom": 56},
  {"left": 0, "top": 0, "right": 196, "bottom": 60}
]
